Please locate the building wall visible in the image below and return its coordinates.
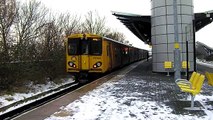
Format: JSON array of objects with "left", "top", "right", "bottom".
[{"left": 151, "top": 0, "right": 194, "bottom": 72}]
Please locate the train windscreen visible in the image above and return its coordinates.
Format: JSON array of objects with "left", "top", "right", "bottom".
[
  {"left": 81, "top": 40, "right": 89, "bottom": 55},
  {"left": 68, "top": 38, "right": 79, "bottom": 55},
  {"left": 68, "top": 38, "right": 102, "bottom": 55},
  {"left": 90, "top": 38, "right": 102, "bottom": 55}
]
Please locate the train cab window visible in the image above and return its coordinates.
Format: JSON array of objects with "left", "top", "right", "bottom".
[
  {"left": 90, "top": 38, "right": 102, "bottom": 55},
  {"left": 68, "top": 39, "right": 79, "bottom": 55},
  {"left": 81, "top": 40, "right": 89, "bottom": 55}
]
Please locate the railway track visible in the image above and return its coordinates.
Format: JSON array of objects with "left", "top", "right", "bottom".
[
  {"left": 0, "top": 81, "right": 80, "bottom": 120},
  {"left": 0, "top": 60, "right": 144, "bottom": 120}
]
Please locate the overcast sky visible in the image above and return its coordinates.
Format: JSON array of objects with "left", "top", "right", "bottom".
[{"left": 21, "top": 0, "right": 213, "bottom": 49}]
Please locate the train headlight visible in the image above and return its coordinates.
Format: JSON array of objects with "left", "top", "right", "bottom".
[
  {"left": 68, "top": 62, "right": 76, "bottom": 68},
  {"left": 96, "top": 62, "right": 102, "bottom": 67},
  {"left": 93, "top": 62, "right": 102, "bottom": 68}
]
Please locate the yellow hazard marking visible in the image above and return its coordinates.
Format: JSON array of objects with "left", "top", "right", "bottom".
[{"left": 174, "top": 42, "right": 180, "bottom": 49}]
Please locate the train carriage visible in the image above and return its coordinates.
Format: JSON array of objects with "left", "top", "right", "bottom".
[{"left": 66, "top": 33, "right": 148, "bottom": 81}]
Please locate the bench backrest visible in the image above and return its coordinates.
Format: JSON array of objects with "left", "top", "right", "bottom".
[
  {"left": 189, "top": 72, "right": 196, "bottom": 83},
  {"left": 193, "top": 75, "right": 205, "bottom": 95},
  {"left": 191, "top": 73, "right": 201, "bottom": 89},
  {"left": 205, "top": 72, "right": 213, "bottom": 86},
  {"left": 209, "top": 73, "right": 213, "bottom": 86}
]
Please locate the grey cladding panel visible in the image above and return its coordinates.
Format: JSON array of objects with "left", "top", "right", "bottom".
[
  {"left": 154, "top": 7, "right": 166, "bottom": 16},
  {"left": 156, "top": 44, "right": 168, "bottom": 53},
  {"left": 152, "top": 44, "right": 157, "bottom": 53},
  {"left": 154, "top": 0, "right": 166, "bottom": 7},
  {"left": 154, "top": 16, "right": 167, "bottom": 26},
  {"left": 155, "top": 26, "right": 167, "bottom": 35},
  {"left": 181, "top": 53, "right": 194, "bottom": 61},
  {"left": 152, "top": 53, "right": 158, "bottom": 62},
  {"left": 167, "top": 43, "right": 175, "bottom": 53},
  {"left": 155, "top": 35, "right": 168, "bottom": 44},
  {"left": 181, "top": 15, "right": 193, "bottom": 24},
  {"left": 181, "top": 0, "right": 193, "bottom": 6},
  {"left": 181, "top": 6, "right": 193, "bottom": 15},
  {"left": 181, "top": 43, "right": 194, "bottom": 52},
  {"left": 156, "top": 53, "right": 169, "bottom": 62},
  {"left": 151, "top": 27, "right": 156, "bottom": 35},
  {"left": 167, "top": 25, "right": 175, "bottom": 34}
]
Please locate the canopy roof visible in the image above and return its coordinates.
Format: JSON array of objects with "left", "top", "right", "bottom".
[{"left": 113, "top": 11, "right": 213, "bottom": 45}]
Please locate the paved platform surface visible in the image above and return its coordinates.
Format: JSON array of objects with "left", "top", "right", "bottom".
[
  {"left": 19, "top": 59, "right": 213, "bottom": 120},
  {"left": 111, "top": 60, "right": 212, "bottom": 115},
  {"left": 44, "top": 60, "right": 213, "bottom": 120}
]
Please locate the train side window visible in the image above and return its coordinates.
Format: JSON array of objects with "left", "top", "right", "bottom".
[
  {"left": 107, "top": 45, "right": 110, "bottom": 56},
  {"left": 114, "top": 47, "right": 117, "bottom": 57}
]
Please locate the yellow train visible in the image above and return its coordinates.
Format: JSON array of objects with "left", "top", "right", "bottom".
[{"left": 66, "top": 33, "right": 148, "bottom": 81}]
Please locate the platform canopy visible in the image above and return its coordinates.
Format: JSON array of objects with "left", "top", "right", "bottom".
[{"left": 112, "top": 11, "right": 213, "bottom": 45}]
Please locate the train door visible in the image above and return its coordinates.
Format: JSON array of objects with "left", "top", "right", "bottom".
[
  {"left": 80, "top": 40, "right": 89, "bottom": 70},
  {"left": 107, "top": 42, "right": 112, "bottom": 70},
  {"left": 110, "top": 43, "right": 115, "bottom": 68}
]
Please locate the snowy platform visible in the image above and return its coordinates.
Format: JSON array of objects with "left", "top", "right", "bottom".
[
  {"left": 12, "top": 60, "right": 213, "bottom": 120},
  {"left": 44, "top": 60, "right": 213, "bottom": 120}
]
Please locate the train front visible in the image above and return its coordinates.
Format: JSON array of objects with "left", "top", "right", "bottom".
[{"left": 66, "top": 34, "right": 103, "bottom": 81}]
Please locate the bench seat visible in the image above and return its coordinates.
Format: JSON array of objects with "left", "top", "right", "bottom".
[
  {"left": 175, "top": 72, "right": 205, "bottom": 110},
  {"left": 175, "top": 72, "right": 199, "bottom": 89}
]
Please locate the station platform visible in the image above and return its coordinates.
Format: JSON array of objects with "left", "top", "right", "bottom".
[{"left": 17, "top": 59, "right": 213, "bottom": 120}]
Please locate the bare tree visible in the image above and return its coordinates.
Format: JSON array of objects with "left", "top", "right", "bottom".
[
  {"left": 0, "top": 0, "right": 17, "bottom": 61},
  {"left": 14, "top": 0, "right": 48, "bottom": 61},
  {"left": 58, "top": 13, "right": 81, "bottom": 37},
  {"left": 105, "top": 30, "right": 126, "bottom": 43},
  {"left": 36, "top": 14, "right": 68, "bottom": 80},
  {"left": 82, "top": 11, "right": 108, "bottom": 35}
]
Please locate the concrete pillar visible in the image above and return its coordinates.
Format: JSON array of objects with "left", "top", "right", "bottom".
[{"left": 151, "top": 0, "right": 194, "bottom": 72}]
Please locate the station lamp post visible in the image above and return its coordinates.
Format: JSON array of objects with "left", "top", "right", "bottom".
[
  {"left": 173, "top": 0, "right": 181, "bottom": 80},
  {"left": 185, "top": 24, "right": 192, "bottom": 80}
]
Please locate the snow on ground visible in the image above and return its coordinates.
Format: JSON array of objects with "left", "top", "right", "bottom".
[
  {"left": 45, "top": 79, "right": 213, "bottom": 120},
  {"left": 0, "top": 78, "right": 74, "bottom": 113},
  {"left": 1, "top": 60, "right": 213, "bottom": 119}
]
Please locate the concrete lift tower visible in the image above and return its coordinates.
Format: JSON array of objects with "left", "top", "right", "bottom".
[
  {"left": 151, "top": 0, "right": 193, "bottom": 79},
  {"left": 113, "top": 0, "right": 213, "bottom": 78}
]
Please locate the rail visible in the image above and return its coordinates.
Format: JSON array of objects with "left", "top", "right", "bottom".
[{"left": 0, "top": 82, "right": 79, "bottom": 119}]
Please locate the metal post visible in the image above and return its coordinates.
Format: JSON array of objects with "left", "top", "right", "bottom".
[
  {"left": 185, "top": 26, "right": 189, "bottom": 80},
  {"left": 186, "top": 40, "right": 189, "bottom": 80},
  {"left": 191, "top": 94, "right": 194, "bottom": 108},
  {"left": 173, "top": 0, "right": 181, "bottom": 80},
  {"left": 193, "top": 20, "right": 197, "bottom": 71}
]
